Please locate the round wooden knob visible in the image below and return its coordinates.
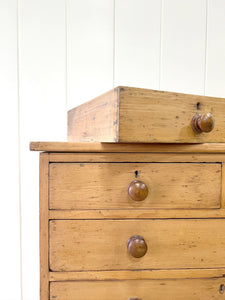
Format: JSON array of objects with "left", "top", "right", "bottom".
[
  {"left": 128, "top": 180, "right": 148, "bottom": 201},
  {"left": 127, "top": 235, "right": 148, "bottom": 258},
  {"left": 191, "top": 113, "right": 215, "bottom": 133},
  {"left": 128, "top": 298, "right": 142, "bottom": 300}
]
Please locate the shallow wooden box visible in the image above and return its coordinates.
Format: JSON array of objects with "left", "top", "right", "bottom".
[{"left": 68, "top": 86, "right": 225, "bottom": 143}]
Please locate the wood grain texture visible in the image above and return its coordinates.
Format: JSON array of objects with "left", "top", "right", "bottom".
[
  {"left": 118, "top": 87, "right": 225, "bottom": 143},
  {"left": 49, "top": 208, "right": 225, "bottom": 220},
  {"left": 222, "top": 163, "right": 225, "bottom": 208},
  {"left": 49, "top": 268, "right": 225, "bottom": 281},
  {"left": 48, "top": 152, "right": 225, "bottom": 163},
  {"left": 66, "top": 86, "right": 225, "bottom": 143},
  {"left": 68, "top": 88, "right": 119, "bottom": 142},
  {"left": 49, "top": 162, "right": 221, "bottom": 210},
  {"left": 39, "top": 153, "right": 49, "bottom": 300},
  {"left": 50, "top": 219, "right": 225, "bottom": 271},
  {"left": 30, "top": 142, "right": 225, "bottom": 153},
  {"left": 50, "top": 279, "right": 225, "bottom": 300}
]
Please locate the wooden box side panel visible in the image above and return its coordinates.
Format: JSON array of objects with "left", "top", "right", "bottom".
[
  {"left": 118, "top": 87, "right": 225, "bottom": 143},
  {"left": 68, "top": 88, "right": 119, "bottom": 142}
]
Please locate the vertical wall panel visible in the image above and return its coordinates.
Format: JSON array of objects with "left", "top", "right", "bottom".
[
  {"left": 67, "top": 0, "right": 114, "bottom": 109},
  {"left": 160, "top": 0, "right": 206, "bottom": 95},
  {"left": 206, "top": 0, "right": 225, "bottom": 97},
  {"left": 115, "top": 0, "right": 161, "bottom": 89},
  {"left": 18, "top": 0, "right": 66, "bottom": 298},
  {"left": 0, "top": 1, "right": 21, "bottom": 299}
]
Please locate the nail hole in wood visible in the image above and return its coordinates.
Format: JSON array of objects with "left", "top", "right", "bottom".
[
  {"left": 135, "top": 170, "right": 139, "bottom": 178},
  {"left": 219, "top": 284, "right": 224, "bottom": 294},
  {"left": 197, "top": 102, "right": 201, "bottom": 110}
]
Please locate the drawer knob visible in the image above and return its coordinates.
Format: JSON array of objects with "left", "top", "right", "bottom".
[
  {"left": 191, "top": 113, "right": 215, "bottom": 133},
  {"left": 128, "top": 298, "right": 142, "bottom": 300},
  {"left": 128, "top": 180, "right": 148, "bottom": 201},
  {"left": 127, "top": 235, "right": 147, "bottom": 258}
]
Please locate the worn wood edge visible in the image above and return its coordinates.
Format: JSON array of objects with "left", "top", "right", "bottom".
[
  {"left": 48, "top": 209, "right": 225, "bottom": 220},
  {"left": 40, "top": 153, "right": 50, "bottom": 300},
  {"left": 115, "top": 87, "right": 120, "bottom": 142},
  {"left": 222, "top": 163, "right": 225, "bottom": 208},
  {"left": 67, "top": 87, "right": 119, "bottom": 115},
  {"left": 30, "top": 142, "right": 225, "bottom": 153},
  {"left": 49, "top": 269, "right": 225, "bottom": 281},
  {"left": 67, "top": 87, "right": 119, "bottom": 142},
  {"left": 119, "top": 86, "right": 225, "bottom": 101},
  {"left": 48, "top": 152, "right": 225, "bottom": 163}
]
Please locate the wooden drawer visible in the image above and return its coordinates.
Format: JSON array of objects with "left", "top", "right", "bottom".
[
  {"left": 50, "top": 279, "right": 225, "bottom": 300},
  {"left": 50, "top": 219, "right": 225, "bottom": 271},
  {"left": 49, "top": 162, "right": 221, "bottom": 209},
  {"left": 68, "top": 86, "right": 225, "bottom": 143}
]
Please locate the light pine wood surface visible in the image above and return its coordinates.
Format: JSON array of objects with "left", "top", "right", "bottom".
[
  {"left": 48, "top": 153, "right": 225, "bottom": 164},
  {"left": 37, "top": 146, "right": 225, "bottom": 299},
  {"left": 50, "top": 219, "right": 225, "bottom": 271},
  {"left": 68, "top": 88, "right": 118, "bottom": 142},
  {"left": 49, "top": 268, "right": 225, "bottom": 281},
  {"left": 50, "top": 278, "right": 225, "bottom": 300},
  {"left": 49, "top": 162, "right": 221, "bottom": 210},
  {"left": 48, "top": 208, "right": 225, "bottom": 220},
  {"left": 30, "top": 141, "right": 225, "bottom": 153},
  {"left": 39, "top": 153, "right": 49, "bottom": 300},
  {"left": 67, "top": 87, "right": 225, "bottom": 143}
]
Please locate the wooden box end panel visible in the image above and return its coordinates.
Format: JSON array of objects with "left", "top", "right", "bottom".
[{"left": 68, "top": 87, "right": 119, "bottom": 143}]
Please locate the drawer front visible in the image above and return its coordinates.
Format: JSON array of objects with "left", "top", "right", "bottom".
[
  {"left": 50, "top": 279, "right": 225, "bottom": 300},
  {"left": 118, "top": 87, "right": 225, "bottom": 143},
  {"left": 50, "top": 219, "right": 225, "bottom": 271},
  {"left": 49, "top": 162, "right": 221, "bottom": 209}
]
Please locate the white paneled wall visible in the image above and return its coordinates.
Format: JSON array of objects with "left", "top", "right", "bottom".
[
  {"left": 1, "top": 0, "right": 225, "bottom": 299},
  {"left": 67, "top": 0, "right": 114, "bottom": 109},
  {"left": 160, "top": 0, "right": 207, "bottom": 94},
  {"left": 115, "top": 0, "right": 161, "bottom": 89},
  {"left": 18, "top": 0, "right": 67, "bottom": 299},
  {"left": 206, "top": 0, "right": 225, "bottom": 97},
  {"left": 0, "top": 1, "right": 21, "bottom": 299}
]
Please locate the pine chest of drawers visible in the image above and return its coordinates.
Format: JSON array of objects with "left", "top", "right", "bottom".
[
  {"left": 31, "top": 87, "right": 225, "bottom": 299},
  {"left": 31, "top": 142, "right": 225, "bottom": 300}
]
